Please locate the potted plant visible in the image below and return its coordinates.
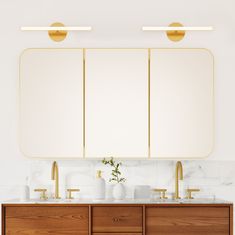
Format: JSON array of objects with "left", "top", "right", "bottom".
[{"left": 102, "top": 157, "right": 126, "bottom": 200}]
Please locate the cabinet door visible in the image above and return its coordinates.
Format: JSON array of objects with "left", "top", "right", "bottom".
[
  {"left": 150, "top": 49, "right": 214, "bottom": 159},
  {"left": 4, "top": 206, "right": 89, "bottom": 235},
  {"left": 85, "top": 49, "right": 148, "bottom": 158},
  {"left": 146, "top": 206, "right": 230, "bottom": 235},
  {"left": 20, "top": 49, "right": 84, "bottom": 158}
]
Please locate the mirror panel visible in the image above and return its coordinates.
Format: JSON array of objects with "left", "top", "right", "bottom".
[
  {"left": 85, "top": 49, "right": 148, "bottom": 158},
  {"left": 20, "top": 49, "right": 84, "bottom": 158},
  {"left": 150, "top": 49, "right": 214, "bottom": 158}
]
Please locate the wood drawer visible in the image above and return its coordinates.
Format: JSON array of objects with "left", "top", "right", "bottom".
[
  {"left": 4, "top": 206, "right": 89, "bottom": 235},
  {"left": 92, "top": 206, "right": 143, "bottom": 233},
  {"left": 93, "top": 233, "right": 142, "bottom": 235},
  {"left": 146, "top": 206, "right": 230, "bottom": 235}
]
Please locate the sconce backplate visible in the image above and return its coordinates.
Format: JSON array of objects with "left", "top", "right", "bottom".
[
  {"left": 166, "top": 22, "right": 185, "bottom": 42},
  {"left": 48, "top": 22, "right": 67, "bottom": 42}
]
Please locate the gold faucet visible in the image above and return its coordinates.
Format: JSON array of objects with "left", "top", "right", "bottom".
[
  {"left": 51, "top": 161, "right": 60, "bottom": 199},
  {"left": 174, "top": 161, "right": 183, "bottom": 199}
]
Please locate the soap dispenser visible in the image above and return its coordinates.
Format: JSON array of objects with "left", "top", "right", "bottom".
[
  {"left": 93, "top": 170, "right": 105, "bottom": 200},
  {"left": 20, "top": 177, "right": 30, "bottom": 201}
]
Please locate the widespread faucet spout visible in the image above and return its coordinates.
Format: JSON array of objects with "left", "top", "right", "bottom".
[
  {"left": 51, "top": 161, "right": 60, "bottom": 199},
  {"left": 174, "top": 161, "right": 183, "bottom": 199}
]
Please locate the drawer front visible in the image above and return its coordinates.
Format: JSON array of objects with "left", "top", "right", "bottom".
[
  {"left": 146, "top": 206, "right": 230, "bottom": 235},
  {"left": 93, "top": 233, "right": 142, "bottom": 235},
  {"left": 92, "top": 206, "right": 143, "bottom": 233},
  {"left": 4, "top": 206, "right": 89, "bottom": 235}
]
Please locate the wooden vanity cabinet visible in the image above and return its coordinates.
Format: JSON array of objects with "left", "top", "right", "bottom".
[
  {"left": 2, "top": 205, "right": 89, "bottom": 235},
  {"left": 2, "top": 204, "right": 233, "bottom": 235},
  {"left": 146, "top": 205, "right": 232, "bottom": 235}
]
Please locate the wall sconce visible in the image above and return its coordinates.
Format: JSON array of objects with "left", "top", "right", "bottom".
[
  {"left": 142, "top": 22, "right": 213, "bottom": 42},
  {"left": 21, "top": 22, "right": 92, "bottom": 42}
]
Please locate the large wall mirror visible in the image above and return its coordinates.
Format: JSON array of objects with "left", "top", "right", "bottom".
[{"left": 19, "top": 48, "right": 214, "bottom": 159}]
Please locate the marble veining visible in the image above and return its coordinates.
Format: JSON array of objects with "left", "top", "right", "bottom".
[
  {"left": 0, "top": 160, "right": 235, "bottom": 203},
  {"left": 0, "top": 160, "right": 234, "bottom": 202}
]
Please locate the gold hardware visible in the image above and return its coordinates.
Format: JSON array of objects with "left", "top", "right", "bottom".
[
  {"left": 96, "top": 170, "right": 103, "bottom": 178},
  {"left": 112, "top": 216, "right": 125, "bottom": 222},
  {"left": 186, "top": 188, "right": 200, "bottom": 199},
  {"left": 152, "top": 188, "right": 168, "bottom": 199},
  {"left": 48, "top": 22, "right": 67, "bottom": 42},
  {"left": 34, "top": 188, "right": 48, "bottom": 200},
  {"left": 148, "top": 49, "right": 151, "bottom": 158},
  {"left": 67, "top": 188, "right": 80, "bottom": 199},
  {"left": 83, "top": 48, "right": 86, "bottom": 158},
  {"left": 174, "top": 161, "right": 183, "bottom": 199},
  {"left": 166, "top": 22, "right": 185, "bottom": 42},
  {"left": 51, "top": 161, "right": 60, "bottom": 199}
]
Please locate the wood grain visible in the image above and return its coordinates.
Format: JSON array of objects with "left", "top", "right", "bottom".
[
  {"left": 92, "top": 206, "right": 143, "bottom": 233},
  {"left": 93, "top": 233, "right": 142, "bottom": 235},
  {"left": 146, "top": 206, "right": 230, "bottom": 235},
  {"left": 2, "top": 203, "right": 232, "bottom": 235},
  {"left": 229, "top": 204, "right": 233, "bottom": 235},
  {"left": 5, "top": 206, "right": 89, "bottom": 235}
]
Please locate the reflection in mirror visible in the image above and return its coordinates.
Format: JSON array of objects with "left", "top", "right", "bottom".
[
  {"left": 85, "top": 49, "right": 149, "bottom": 158},
  {"left": 20, "top": 49, "right": 84, "bottom": 158},
  {"left": 150, "top": 49, "right": 214, "bottom": 159}
]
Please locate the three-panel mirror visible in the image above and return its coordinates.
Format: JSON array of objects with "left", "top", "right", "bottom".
[{"left": 19, "top": 48, "right": 214, "bottom": 159}]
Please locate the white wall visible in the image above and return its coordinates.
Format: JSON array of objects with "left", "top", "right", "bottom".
[{"left": 0, "top": 0, "right": 235, "bottom": 208}]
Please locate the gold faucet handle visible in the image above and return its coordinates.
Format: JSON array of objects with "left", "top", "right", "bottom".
[
  {"left": 34, "top": 189, "right": 48, "bottom": 200},
  {"left": 67, "top": 189, "right": 80, "bottom": 199},
  {"left": 152, "top": 188, "right": 168, "bottom": 199},
  {"left": 186, "top": 189, "right": 200, "bottom": 199}
]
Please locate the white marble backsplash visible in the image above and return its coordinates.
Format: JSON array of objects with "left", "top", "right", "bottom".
[{"left": 0, "top": 159, "right": 233, "bottom": 202}]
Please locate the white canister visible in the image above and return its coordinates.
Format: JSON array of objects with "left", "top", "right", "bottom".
[
  {"left": 20, "top": 185, "right": 30, "bottom": 201},
  {"left": 134, "top": 185, "right": 151, "bottom": 199},
  {"left": 20, "top": 177, "right": 30, "bottom": 201}
]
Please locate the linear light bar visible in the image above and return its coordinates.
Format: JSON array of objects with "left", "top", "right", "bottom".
[
  {"left": 21, "top": 26, "right": 92, "bottom": 31},
  {"left": 142, "top": 26, "right": 213, "bottom": 31}
]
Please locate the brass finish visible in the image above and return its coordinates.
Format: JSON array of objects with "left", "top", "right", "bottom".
[
  {"left": 34, "top": 189, "right": 48, "bottom": 200},
  {"left": 51, "top": 161, "right": 60, "bottom": 199},
  {"left": 67, "top": 189, "right": 80, "bottom": 199},
  {"left": 96, "top": 170, "right": 103, "bottom": 178},
  {"left": 148, "top": 49, "right": 151, "bottom": 158},
  {"left": 152, "top": 188, "right": 168, "bottom": 199},
  {"left": 174, "top": 161, "right": 184, "bottom": 199},
  {"left": 166, "top": 23, "right": 185, "bottom": 42},
  {"left": 186, "top": 189, "right": 200, "bottom": 199},
  {"left": 83, "top": 49, "right": 86, "bottom": 158},
  {"left": 48, "top": 22, "right": 67, "bottom": 42}
]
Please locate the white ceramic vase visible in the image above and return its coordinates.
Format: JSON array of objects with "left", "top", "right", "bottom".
[
  {"left": 113, "top": 183, "right": 126, "bottom": 200},
  {"left": 106, "top": 184, "right": 114, "bottom": 199}
]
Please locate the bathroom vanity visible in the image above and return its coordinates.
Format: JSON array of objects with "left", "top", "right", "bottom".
[{"left": 2, "top": 201, "right": 233, "bottom": 235}]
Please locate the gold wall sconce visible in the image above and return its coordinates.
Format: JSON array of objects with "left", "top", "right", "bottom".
[
  {"left": 142, "top": 22, "right": 213, "bottom": 42},
  {"left": 21, "top": 22, "right": 92, "bottom": 42}
]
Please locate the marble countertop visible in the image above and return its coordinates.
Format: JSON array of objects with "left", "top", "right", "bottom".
[{"left": 1, "top": 198, "right": 232, "bottom": 205}]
